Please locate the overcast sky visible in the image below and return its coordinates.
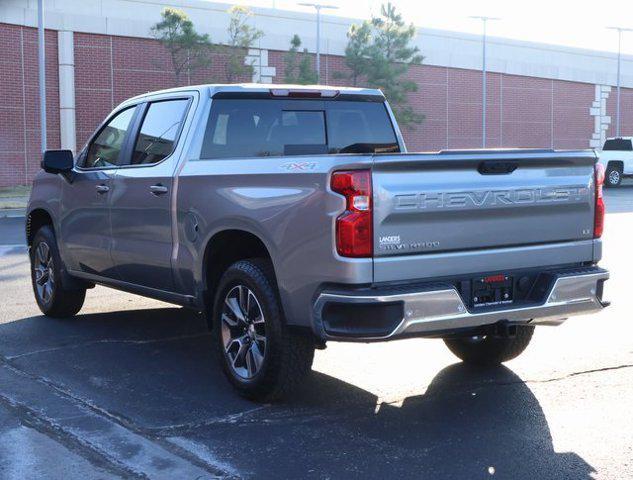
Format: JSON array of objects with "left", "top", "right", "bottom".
[{"left": 221, "top": 0, "right": 633, "bottom": 55}]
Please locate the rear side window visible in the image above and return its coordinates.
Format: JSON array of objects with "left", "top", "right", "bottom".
[
  {"left": 84, "top": 106, "right": 136, "bottom": 168},
  {"left": 130, "top": 99, "right": 189, "bottom": 165},
  {"left": 201, "top": 98, "right": 399, "bottom": 159},
  {"left": 603, "top": 139, "right": 632, "bottom": 151}
]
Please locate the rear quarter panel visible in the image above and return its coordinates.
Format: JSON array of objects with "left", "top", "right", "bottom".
[{"left": 175, "top": 155, "right": 374, "bottom": 328}]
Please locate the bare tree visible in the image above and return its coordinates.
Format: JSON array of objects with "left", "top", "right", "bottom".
[{"left": 224, "top": 6, "right": 264, "bottom": 83}]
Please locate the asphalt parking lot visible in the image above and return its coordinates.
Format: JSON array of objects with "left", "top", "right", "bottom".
[{"left": 0, "top": 187, "right": 632, "bottom": 479}]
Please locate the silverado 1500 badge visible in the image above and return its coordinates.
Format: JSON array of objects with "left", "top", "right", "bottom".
[{"left": 379, "top": 235, "right": 440, "bottom": 251}]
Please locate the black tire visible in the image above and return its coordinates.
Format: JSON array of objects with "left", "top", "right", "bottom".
[
  {"left": 443, "top": 325, "right": 535, "bottom": 366},
  {"left": 212, "top": 259, "right": 315, "bottom": 401},
  {"left": 605, "top": 163, "right": 622, "bottom": 188},
  {"left": 30, "top": 225, "right": 86, "bottom": 318}
]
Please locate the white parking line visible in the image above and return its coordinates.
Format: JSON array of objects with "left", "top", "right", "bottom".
[{"left": 0, "top": 210, "right": 26, "bottom": 219}]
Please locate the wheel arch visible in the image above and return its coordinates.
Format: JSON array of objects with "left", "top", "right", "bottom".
[
  {"left": 26, "top": 208, "right": 55, "bottom": 247},
  {"left": 201, "top": 229, "right": 277, "bottom": 309},
  {"left": 607, "top": 160, "right": 624, "bottom": 171}
]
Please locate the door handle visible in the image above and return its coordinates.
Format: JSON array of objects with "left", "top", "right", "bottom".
[
  {"left": 150, "top": 184, "right": 169, "bottom": 195},
  {"left": 96, "top": 184, "right": 110, "bottom": 194}
]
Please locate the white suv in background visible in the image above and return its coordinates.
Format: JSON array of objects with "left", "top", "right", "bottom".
[{"left": 598, "top": 137, "right": 633, "bottom": 187}]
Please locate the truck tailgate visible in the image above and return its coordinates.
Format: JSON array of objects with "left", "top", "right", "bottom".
[{"left": 372, "top": 150, "right": 597, "bottom": 281}]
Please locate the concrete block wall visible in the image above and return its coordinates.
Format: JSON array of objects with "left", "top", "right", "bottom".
[
  {"left": 245, "top": 49, "right": 275, "bottom": 83},
  {"left": 590, "top": 85, "right": 612, "bottom": 149}
]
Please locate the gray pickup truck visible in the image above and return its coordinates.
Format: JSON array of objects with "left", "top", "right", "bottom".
[{"left": 28, "top": 84, "right": 609, "bottom": 400}]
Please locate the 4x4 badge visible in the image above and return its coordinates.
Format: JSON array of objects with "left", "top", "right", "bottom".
[{"left": 280, "top": 162, "right": 318, "bottom": 171}]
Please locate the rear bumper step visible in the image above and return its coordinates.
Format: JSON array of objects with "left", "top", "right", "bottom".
[{"left": 314, "top": 267, "right": 609, "bottom": 341}]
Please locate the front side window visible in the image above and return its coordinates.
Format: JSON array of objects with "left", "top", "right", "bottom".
[
  {"left": 84, "top": 107, "right": 136, "bottom": 168},
  {"left": 201, "top": 98, "right": 399, "bottom": 159},
  {"left": 130, "top": 99, "right": 189, "bottom": 165}
]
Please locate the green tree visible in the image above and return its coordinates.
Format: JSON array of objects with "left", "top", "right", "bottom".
[
  {"left": 284, "top": 34, "right": 318, "bottom": 85},
  {"left": 337, "top": 3, "right": 424, "bottom": 126},
  {"left": 150, "top": 7, "right": 214, "bottom": 86},
  {"left": 334, "top": 21, "right": 372, "bottom": 87},
  {"left": 224, "top": 6, "right": 264, "bottom": 83},
  {"left": 367, "top": 3, "right": 424, "bottom": 126}
]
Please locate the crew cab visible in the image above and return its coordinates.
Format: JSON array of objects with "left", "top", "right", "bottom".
[
  {"left": 598, "top": 136, "right": 633, "bottom": 187},
  {"left": 28, "top": 84, "right": 609, "bottom": 400}
]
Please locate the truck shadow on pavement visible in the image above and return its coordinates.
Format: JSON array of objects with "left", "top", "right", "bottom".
[{"left": 0, "top": 307, "right": 594, "bottom": 480}]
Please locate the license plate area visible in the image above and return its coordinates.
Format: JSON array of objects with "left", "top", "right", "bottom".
[{"left": 471, "top": 274, "right": 513, "bottom": 308}]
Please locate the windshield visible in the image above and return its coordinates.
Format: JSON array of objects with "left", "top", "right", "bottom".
[{"left": 201, "top": 98, "right": 400, "bottom": 159}]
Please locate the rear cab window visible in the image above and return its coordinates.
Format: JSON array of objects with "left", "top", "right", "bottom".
[
  {"left": 603, "top": 139, "right": 633, "bottom": 151},
  {"left": 201, "top": 96, "right": 399, "bottom": 159}
]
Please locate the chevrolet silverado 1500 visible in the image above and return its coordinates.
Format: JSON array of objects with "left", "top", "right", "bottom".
[{"left": 28, "top": 84, "right": 609, "bottom": 400}]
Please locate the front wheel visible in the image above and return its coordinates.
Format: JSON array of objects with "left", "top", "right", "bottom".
[
  {"left": 212, "top": 259, "right": 315, "bottom": 401},
  {"left": 30, "top": 225, "right": 86, "bottom": 317},
  {"left": 444, "top": 325, "right": 535, "bottom": 366}
]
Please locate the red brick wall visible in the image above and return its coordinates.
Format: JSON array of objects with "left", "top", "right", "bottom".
[
  {"left": 2, "top": 24, "right": 633, "bottom": 187},
  {"left": 0, "top": 23, "right": 59, "bottom": 187},
  {"left": 553, "top": 80, "right": 596, "bottom": 149},
  {"left": 606, "top": 84, "right": 633, "bottom": 138},
  {"left": 74, "top": 33, "right": 252, "bottom": 150}
]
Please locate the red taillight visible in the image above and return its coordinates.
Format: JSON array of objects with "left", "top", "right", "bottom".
[
  {"left": 331, "top": 170, "right": 372, "bottom": 257},
  {"left": 594, "top": 163, "right": 605, "bottom": 238}
]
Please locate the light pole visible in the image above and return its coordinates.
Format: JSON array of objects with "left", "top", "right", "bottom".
[
  {"left": 470, "top": 16, "right": 500, "bottom": 148},
  {"left": 607, "top": 26, "right": 633, "bottom": 138},
  {"left": 37, "top": 0, "right": 47, "bottom": 154},
  {"left": 298, "top": 3, "right": 339, "bottom": 84}
]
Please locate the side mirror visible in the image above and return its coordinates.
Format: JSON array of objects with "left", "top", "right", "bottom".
[{"left": 42, "top": 150, "right": 74, "bottom": 174}]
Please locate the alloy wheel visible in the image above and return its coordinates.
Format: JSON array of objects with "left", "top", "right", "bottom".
[
  {"left": 609, "top": 170, "right": 620, "bottom": 185},
  {"left": 221, "top": 285, "right": 267, "bottom": 379},
  {"left": 34, "top": 241, "right": 54, "bottom": 304}
]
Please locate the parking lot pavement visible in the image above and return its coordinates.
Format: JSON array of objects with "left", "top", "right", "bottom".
[
  {"left": 604, "top": 181, "right": 633, "bottom": 213},
  {"left": 0, "top": 216, "right": 25, "bottom": 250},
  {"left": 0, "top": 195, "right": 632, "bottom": 479}
]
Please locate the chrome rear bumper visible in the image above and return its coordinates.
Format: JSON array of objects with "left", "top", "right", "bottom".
[{"left": 314, "top": 268, "right": 609, "bottom": 341}]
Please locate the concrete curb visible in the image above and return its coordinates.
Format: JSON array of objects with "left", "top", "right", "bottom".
[{"left": 0, "top": 209, "right": 26, "bottom": 218}]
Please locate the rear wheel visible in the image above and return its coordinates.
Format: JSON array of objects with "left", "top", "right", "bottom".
[
  {"left": 30, "top": 225, "right": 86, "bottom": 317},
  {"left": 443, "top": 325, "right": 534, "bottom": 366},
  {"left": 605, "top": 163, "right": 622, "bottom": 187},
  {"left": 213, "top": 259, "right": 315, "bottom": 401}
]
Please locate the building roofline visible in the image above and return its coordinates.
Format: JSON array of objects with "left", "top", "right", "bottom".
[{"left": 2, "top": 0, "right": 633, "bottom": 88}]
